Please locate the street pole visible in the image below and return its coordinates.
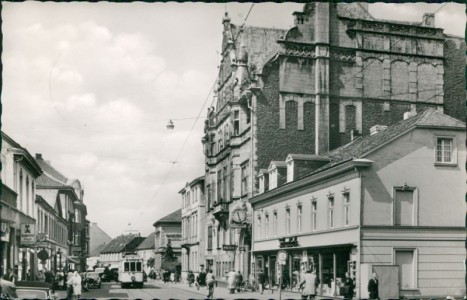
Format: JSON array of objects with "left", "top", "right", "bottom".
[{"left": 279, "top": 264, "right": 282, "bottom": 300}]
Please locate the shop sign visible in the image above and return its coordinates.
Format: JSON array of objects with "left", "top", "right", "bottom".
[
  {"left": 38, "top": 249, "right": 49, "bottom": 262},
  {"left": 20, "top": 224, "right": 36, "bottom": 245},
  {"left": 279, "top": 236, "right": 299, "bottom": 248},
  {"left": 37, "top": 233, "right": 47, "bottom": 242},
  {"left": 278, "top": 250, "right": 287, "bottom": 262},
  {"left": 222, "top": 244, "right": 237, "bottom": 251}
]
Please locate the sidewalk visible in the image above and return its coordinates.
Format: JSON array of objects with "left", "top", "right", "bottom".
[{"left": 149, "top": 279, "right": 302, "bottom": 299}]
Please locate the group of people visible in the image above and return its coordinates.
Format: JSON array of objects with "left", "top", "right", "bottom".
[
  {"left": 183, "top": 268, "right": 216, "bottom": 299},
  {"left": 226, "top": 270, "right": 243, "bottom": 294}
]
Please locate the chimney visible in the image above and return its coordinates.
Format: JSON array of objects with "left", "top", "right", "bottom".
[
  {"left": 403, "top": 111, "right": 417, "bottom": 120},
  {"left": 422, "top": 13, "right": 435, "bottom": 27},
  {"left": 35, "top": 153, "right": 42, "bottom": 160},
  {"left": 370, "top": 125, "right": 388, "bottom": 135}
]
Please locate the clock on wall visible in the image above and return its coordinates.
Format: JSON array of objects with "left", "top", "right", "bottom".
[{"left": 231, "top": 208, "right": 247, "bottom": 223}]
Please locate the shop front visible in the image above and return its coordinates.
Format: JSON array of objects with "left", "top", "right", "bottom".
[{"left": 254, "top": 245, "right": 356, "bottom": 297}]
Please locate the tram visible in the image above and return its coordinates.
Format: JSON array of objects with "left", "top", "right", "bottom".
[{"left": 118, "top": 252, "right": 144, "bottom": 288}]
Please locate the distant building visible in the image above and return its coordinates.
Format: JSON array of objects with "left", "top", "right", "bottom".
[
  {"left": 136, "top": 232, "right": 156, "bottom": 274},
  {"left": 0, "top": 132, "right": 43, "bottom": 279},
  {"left": 179, "top": 176, "right": 205, "bottom": 280},
  {"left": 99, "top": 234, "right": 145, "bottom": 269},
  {"left": 86, "top": 223, "right": 112, "bottom": 269},
  {"left": 250, "top": 109, "right": 465, "bottom": 299},
  {"left": 153, "top": 209, "right": 182, "bottom": 272}
]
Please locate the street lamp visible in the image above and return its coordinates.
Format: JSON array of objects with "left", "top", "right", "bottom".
[{"left": 166, "top": 120, "right": 175, "bottom": 130}]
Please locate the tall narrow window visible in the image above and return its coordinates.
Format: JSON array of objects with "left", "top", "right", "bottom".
[
  {"left": 207, "top": 226, "right": 213, "bottom": 250},
  {"left": 343, "top": 193, "right": 350, "bottom": 226},
  {"left": 264, "top": 213, "right": 269, "bottom": 238},
  {"left": 223, "top": 166, "right": 229, "bottom": 202},
  {"left": 328, "top": 196, "right": 334, "bottom": 228},
  {"left": 19, "top": 170, "right": 23, "bottom": 211},
  {"left": 394, "top": 189, "right": 414, "bottom": 226},
  {"left": 217, "top": 170, "right": 223, "bottom": 202},
  {"left": 436, "top": 137, "right": 454, "bottom": 163},
  {"left": 273, "top": 211, "right": 278, "bottom": 236},
  {"left": 257, "top": 215, "right": 262, "bottom": 239},
  {"left": 233, "top": 110, "right": 240, "bottom": 135},
  {"left": 218, "top": 129, "right": 223, "bottom": 150},
  {"left": 241, "top": 162, "right": 250, "bottom": 196},
  {"left": 312, "top": 201, "right": 317, "bottom": 231},
  {"left": 26, "top": 177, "right": 30, "bottom": 215},
  {"left": 297, "top": 205, "right": 302, "bottom": 232},
  {"left": 286, "top": 208, "right": 291, "bottom": 234}
]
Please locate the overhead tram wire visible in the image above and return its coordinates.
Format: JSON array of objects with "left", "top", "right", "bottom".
[{"left": 147, "top": 3, "right": 256, "bottom": 204}]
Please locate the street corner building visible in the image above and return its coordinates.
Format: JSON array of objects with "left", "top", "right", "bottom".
[
  {"left": 196, "top": 2, "right": 466, "bottom": 299},
  {"left": 249, "top": 109, "right": 465, "bottom": 299},
  {"left": 1, "top": 131, "right": 90, "bottom": 280},
  {"left": 152, "top": 209, "right": 182, "bottom": 273}
]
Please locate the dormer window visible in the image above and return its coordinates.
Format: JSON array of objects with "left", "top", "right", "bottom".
[
  {"left": 269, "top": 169, "right": 277, "bottom": 190},
  {"left": 287, "top": 161, "right": 294, "bottom": 182}
]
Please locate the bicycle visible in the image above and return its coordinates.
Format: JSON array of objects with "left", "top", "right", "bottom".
[{"left": 241, "top": 278, "right": 258, "bottom": 292}]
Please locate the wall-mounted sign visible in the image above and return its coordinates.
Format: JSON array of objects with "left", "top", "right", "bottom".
[
  {"left": 222, "top": 244, "right": 237, "bottom": 251},
  {"left": 278, "top": 250, "right": 288, "bottom": 262},
  {"left": 21, "top": 224, "right": 36, "bottom": 245},
  {"left": 279, "top": 236, "right": 299, "bottom": 248},
  {"left": 37, "top": 233, "right": 47, "bottom": 242}
]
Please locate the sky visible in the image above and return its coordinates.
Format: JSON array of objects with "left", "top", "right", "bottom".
[{"left": 2, "top": 2, "right": 465, "bottom": 238}]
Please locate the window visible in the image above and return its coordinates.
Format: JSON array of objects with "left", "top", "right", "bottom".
[
  {"left": 394, "top": 189, "right": 414, "bottom": 226},
  {"left": 26, "top": 177, "right": 30, "bottom": 215},
  {"left": 19, "top": 169, "right": 23, "bottom": 211},
  {"left": 269, "top": 169, "right": 277, "bottom": 190},
  {"left": 264, "top": 214, "right": 269, "bottom": 238},
  {"left": 241, "top": 162, "right": 250, "bottom": 196},
  {"left": 287, "top": 161, "right": 294, "bottom": 183},
  {"left": 311, "top": 200, "right": 317, "bottom": 231},
  {"left": 207, "top": 185, "right": 212, "bottom": 209},
  {"left": 207, "top": 226, "right": 213, "bottom": 250},
  {"left": 395, "top": 249, "right": 416, "bottom": 289},
  {"left": 328, "top": 196, "right": 334, "bottom": 228},
  {"left": 343, "top": 193, "right": 350, "bottom": 226},
  {"left": 297, "top": 205, "right": 302, "bottom": 232},
  {"left": 286, "top": 208, "right": 291, "bottom": 234},
  {"left": 209, "top": 133, "right": 216, "bottom": 156},
  {"left": 233, "top": 110, "right": 240, "bottom": 135},
  {"left": 218, "top": 129, "right": 223, "bottom": 150},
  {"left": 223, "top": 166, "right": 229, "bottom": 201},
  {"left": 217, "top": 170, "right": 223, "bottom": 202},
  {"left": 436, "top": 137, "right": 455, "bottom": 164},
  {"left": 273, "top": 211, "right": 278, "bottom": 236},
  {"left": 257, "top": 215, "right": 262, "bottom": 239}
]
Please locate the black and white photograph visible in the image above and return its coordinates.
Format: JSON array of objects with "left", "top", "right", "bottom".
[{"left": 1, "top": 1, "right": 465, "bottom": 299}]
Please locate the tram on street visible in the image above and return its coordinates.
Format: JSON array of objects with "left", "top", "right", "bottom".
[{"left": 118, "top": 252, "right": 144, "bottom": 288}]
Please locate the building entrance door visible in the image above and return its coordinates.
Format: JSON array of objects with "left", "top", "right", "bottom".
[{"left": 373, "top": 265, "right": 399, "bottom": 300}]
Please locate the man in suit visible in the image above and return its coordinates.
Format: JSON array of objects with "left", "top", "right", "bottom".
[{"left": 367, "top": 272, "right": 379, "bottom": 300}]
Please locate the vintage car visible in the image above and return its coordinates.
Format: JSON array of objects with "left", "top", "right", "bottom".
[
  {"left": 15, "top": 281, "right": 53, "bottom": 299},
  {"left": 83, "top": 272, "right": 102, "bottom": 289},
  {"left": 0, "top": 279, "right": 17, "bottom": 299}
]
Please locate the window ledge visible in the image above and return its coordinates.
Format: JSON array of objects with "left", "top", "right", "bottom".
[{"left": 434, "top": 162, "right": 457, "bottom": 167}]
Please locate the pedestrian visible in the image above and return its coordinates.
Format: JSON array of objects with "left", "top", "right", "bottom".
[
  {"left": 206, "top": 269, "right": 215, "bottom": 299},
  {"left": 66, "top": 271, "right": 74, "bottom": 300},
  {"left": 235, "top": 271, "right": 243, "bottom": 292},
  {"left": 56, "top": 269, "right": 65, "bottom": 290},
  {"left": 68, "top": 271, "right": 82, "bottom": 300},
  {"left": 342, "top": 272, "right": 355, "bottom": 300},
  {"left": 299, "top": 269, "right": 317, "bottom": 300},
  {"left": 196, "top": 267, "right": 206, "bottom": 290},
  {"left": 227, "top": 269, "right": 236, "bottom": 294},
  {"left": 170, "top": 271, "right": 175, "bottom": 283},
  {"left": 2, "top": 268, "right": 17, "bottom": 283},
  {"left": 257, "top": 271, "right": 265, "bottom": 294},
  {"left": 368, "top": 272, "right": 379, "bottom": 300},
  {"left": 187, "top": 271, "right": 195, "bottom": 287},
  {"left": 293, "top": 269, "right": 300, "bottom": 290}
]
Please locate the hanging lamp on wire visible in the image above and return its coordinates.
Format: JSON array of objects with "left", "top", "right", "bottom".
[{"left": 166, "top": 119, "right": 175, "bottom": 130}]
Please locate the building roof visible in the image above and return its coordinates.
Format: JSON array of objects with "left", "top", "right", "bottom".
[
  {"left": 1, "top": 132, "right": 43, "bottom": 177},
  {"left": 36, "top": 174, "right": 65, "bottom": 187},
  {"left": 35, "top": 155, "right": 68, "bottom": 183},
  {"left": 286, "top": 154, "right": 330, "bottom": 161},
  {"left": 136, "top": 232, "right": 155, "bottom": 251},
  {"left": 89, "top": 223, "right": 112, "bottom": 254},
  {"left": 89, "top": 242, "right": 109, "bottom": 257},
  {"left": 269, "top": 161, "right": 287, "bottom": 169},
  {"left": 100, "top": 234, "right": 145, "bottom": 254},
  {"left": 152, "top": 209, "right": 182, "bottom": 227},
  {"left": 322, "top": 108, "right": 465, "bottom": 171}
]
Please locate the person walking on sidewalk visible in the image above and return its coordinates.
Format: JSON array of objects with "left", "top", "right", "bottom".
[
  {"left": 206, "top": 269, "right": 215, "bottom": 299},
  {"left": 227, "top": 269, "right": 236, "bottom": 294},
  {"left": 257, "top": 271, "right": 265, "bottom": 294},
  {"left": 299, "top": 269, "right": 317, "bottom": 300}
]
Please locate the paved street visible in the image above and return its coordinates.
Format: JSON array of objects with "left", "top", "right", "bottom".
[{"left": 56, "top": 279, "right": 304, "bottom": 299}]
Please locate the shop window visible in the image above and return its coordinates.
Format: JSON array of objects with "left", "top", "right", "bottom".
[
  {"left": 328, "top": 196, "right": 334, "bottom": 229},
  {"left": 394, "top": 189, "right": 415, "bottom": 226},
  {"left": 286, "top": 207, "right": 291, "bottom": 234},
  {"left": 435, "top": 137, "right": 456, "bottom": 165},
  {"left": 343, "top": 193, "right": 350, "bottom": 226},
  {"left": 311, "top": 200, "right": 317, "bottom": 231},
  {"left": 297, "top": 206, "right": 302, "bottom": 233},
  {"left": 395, "top": 249, "right": 417, "bottom": 289}
]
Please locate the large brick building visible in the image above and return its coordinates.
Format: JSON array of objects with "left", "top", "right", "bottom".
[{"left": 201, "top": 3, "right": 465, "bottom": 280}]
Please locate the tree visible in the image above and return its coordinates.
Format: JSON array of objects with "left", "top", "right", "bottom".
[
  {"left": 146, "top": 257, "right": 155, "bottom": 268},
  {"left": 162, "top": 240, "right": 176, "bottom": 262}
]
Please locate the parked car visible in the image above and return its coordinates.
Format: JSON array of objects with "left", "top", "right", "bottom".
[
  {"left": 83, "top": 272, "right": 101, "bottom": 289},
  {"left": 0, "top": 279, "right": 17, "bottom": 299},
  {"left": 15, "top": 281, "right": 53, "bottom": 299}
]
